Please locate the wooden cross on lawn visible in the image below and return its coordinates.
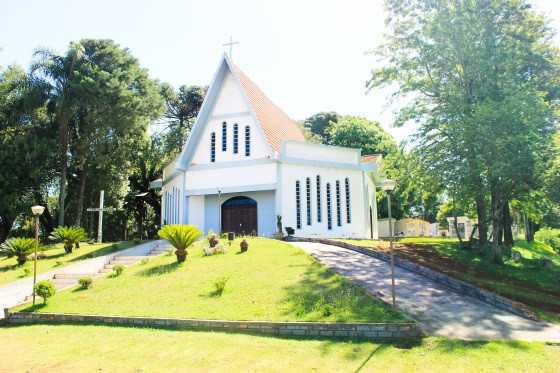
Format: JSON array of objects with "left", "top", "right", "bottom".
[
  {"left": 86, "top": 190, "right": 115, "bottom": 243},
  {"left": 223, "top": 36, "right": 239, "bottom": 59}
]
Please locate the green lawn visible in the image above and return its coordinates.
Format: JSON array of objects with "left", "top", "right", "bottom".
[
  {"left": 1, "top": 324, "right": 558, "bottom": 372},
  {"left": 342, "top": 237, "right": 560, "bottom": 323},
  {"left": 19, "top": 237, "right": 406, "bottom": 323},
  {"left": 0, "top": 241, "right": 136, "bottom": 286}
]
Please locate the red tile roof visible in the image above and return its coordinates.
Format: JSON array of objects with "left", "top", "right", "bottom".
[
  {"left": 361, "top": 154, "right": 381, "bottom": 163},
  {"left": 231, "top": 64, "right": 305, "bottom": 152}
]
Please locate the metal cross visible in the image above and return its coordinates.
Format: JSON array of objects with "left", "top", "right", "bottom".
[
  {"left": 223, "top": 36, "right": 239, "bottom": 59},
  {"left": 86, "top": 190, "right": 115, "bottom": 243}
]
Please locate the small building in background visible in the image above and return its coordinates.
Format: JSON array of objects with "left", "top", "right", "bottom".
[
  {"left": 378, "top": 217, "right": 438, "bottom": 238},
  {"left": 446, "top": 216, "right": 477, "bottom": 239}
]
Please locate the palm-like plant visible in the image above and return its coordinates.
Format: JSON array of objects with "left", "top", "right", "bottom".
[
  {"left": 1, "top": 238, "right": 37, "bottom": 266},
  {"left": 158, "top": 225, "right": 202, "bottom": 263},
  {"left": 49, "top": 226, "right": 87, "bottom": 254},
  {"left": 31, "top": 43, "right": 85, "bottom": 226}
]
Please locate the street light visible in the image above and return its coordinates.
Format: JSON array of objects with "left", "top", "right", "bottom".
[
  {"left": 381, "top": 179, "right": 397, "bottom": 308},
  {"left": 31, "top": 205, "right": 45, "bottom": 307}
]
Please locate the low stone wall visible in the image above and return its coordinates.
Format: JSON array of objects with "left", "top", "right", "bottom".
[
  {"left": 289, "top": 237, "right": 537, "bottom": 320},
  {"left": 3, "top": 310, "right": 421, "bottom": 340}
]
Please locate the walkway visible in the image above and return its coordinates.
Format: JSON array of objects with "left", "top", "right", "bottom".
[
  {"left": 292, "top": 241, "right": 560, "bottom": 342},
  {"left": 0, "top": 240, "right": 171, "bottom": 318}
]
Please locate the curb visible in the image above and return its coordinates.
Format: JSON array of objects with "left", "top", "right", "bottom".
[{"left": 3, "top": 310, "right": 421, "bottom": 340}]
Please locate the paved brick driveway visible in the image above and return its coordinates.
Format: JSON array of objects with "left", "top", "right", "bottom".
[{"left": 292, "top": 241, "right": 560, "bottom": 342}]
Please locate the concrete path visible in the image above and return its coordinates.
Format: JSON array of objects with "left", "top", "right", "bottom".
[
  {"left": 292, "top": 241, "right": 560, "bottom": 342},
  {"left": 0, "top": 240, "right": 171, "bottom": 317}
]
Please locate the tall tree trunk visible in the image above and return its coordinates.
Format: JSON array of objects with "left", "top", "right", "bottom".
[
  {"left": 490, "top": 188, "right": 505, "bottom": 264},
  {"left": 503, "top": 200, "right": 514, "bottom": 247},
  {"left": 57, "top": 115, "right": 70, "bottom": 227},
  {"left": 524, "top": 213, "right": 535, "bottom": 242},
  {"left": 75, "top": 165, "right": 87, "bottom": 227},
  {"left": 475, "top": 195, "right": 488, "bottom": 245},
  {"left": 0, "top": 216, "right": 14, "bottom": 243},
  {"left": 452, "top": 196, "right": 463, "bottom": 244}
]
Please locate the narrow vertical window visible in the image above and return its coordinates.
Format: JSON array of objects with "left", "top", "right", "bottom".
[
  {"left": 326, "top": 183, "right": 332, "bottom": 230},
  {"left": 210, "top": 132, "right": 216, "bottom": 162},
  {"left": 316, "top": 175, "right": 322, "bottom": 223},
  {"left": 245, "top": 126, "right": 251, "bottom": 156},
  {"left": 164, "top": 191, "right": 168, "bottom": 224},
  {"left": 306, "top": 177, "right": 312, "bottom": 225},
  {"left": 296, "top": 181, "right": 302, "bottom": 229},
  {"left": 336, "top": 180, "right": 342, "bottom": 226},
  {"left": 233, "top": 123, "right": 239, "bottom": 154},
  {"left": 345, "top": 177, "right": 351, "bottom": 223},
  {"left": 222, "top": 122, "right": 227, "bottom": 151}
]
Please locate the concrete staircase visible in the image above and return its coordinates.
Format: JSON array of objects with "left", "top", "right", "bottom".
[
  {"left": 99, "top": 242, "right": 172, "bottom": 274},
  {"left": 41, "top": 241, "right": 173, "bottom": 294}
]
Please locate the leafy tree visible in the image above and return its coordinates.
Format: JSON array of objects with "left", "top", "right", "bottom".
[
  {"left": 0, "top": 65, "right": 57, "bottom": 243},
  {"left": 66, "top": 39, "right": 164, "bottom": 226},
  {"left": 382, "top": 148, "right": 442, "bottom": 222},
  {"left": 160, "top": 84, "right": 206, "bottom": 157},
  {"left": 31, "top": 43, "right": 86, "bottom": 226},
  {"left": 369, "top": 0, "right": 560, "bottom": 259},
  {"left": 303, "top": 111, "right": 339, "bottom": 144},
  {"left": 328, "top": 116, "right": 397, "bottom": 156},
  {"left": 124, "top": 135, "right": 167, "bottom": 239}
]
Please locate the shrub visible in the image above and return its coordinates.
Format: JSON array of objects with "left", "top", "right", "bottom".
[
  {"left": 49, "top": 226, "right": 87, "bottom": 253},
  {"left": 21, "top": 267, "right": 32, "bottom": 277},
  {"left": 140, "top": 258, "right": 150, "bottom": 265},
  {"left": 78, "top": 276, "right": 93, "bottom": 289},
  {"left": 240, "top": 239, "right": 249, "bottom": 253},
  {"left": 34, "top": 280, "right": 55, "bottom": 304},
  {"left": 535, "top": 228, "right": 560, "bottom": 253},
  {"left": 203, "top": 243, "right": 225, "bottom": 256},
  {"left": 1, "top": 238, "right": 37, "bottom": 266},
  {"left": 158, "top": 225, "right": 203, "bottom": 263},
  {"left": 213, "top": 276, "right": 229, "bottom": 296},
  {"left": 112, "top": 264, "right": 125, "bottom": 277},
  {"left": 207, "top": 231, "right": 219, "bottom": 248}
]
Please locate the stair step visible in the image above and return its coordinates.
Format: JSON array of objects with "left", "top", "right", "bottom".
[
  {"left": 110, "top": 259, "right": 139, "bottom": 263},
  {"left": 53, "top": 273, "right": 91, "bottom": 279}
]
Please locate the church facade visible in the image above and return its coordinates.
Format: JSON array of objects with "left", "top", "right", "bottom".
[{"left": 159, "top": 55, "right": 382, "bottom": 239}]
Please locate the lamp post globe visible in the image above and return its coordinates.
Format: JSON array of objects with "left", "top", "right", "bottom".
[
  {"left": 31, "top": 205, "right": 45, "bottom": 217},
  {"left": 30, "top": 205, "right": 44, "bottom": 307}
]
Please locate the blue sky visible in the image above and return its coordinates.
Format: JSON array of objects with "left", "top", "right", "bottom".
[{"left": 1, "top": 0, "right": 559, "bottom": 143}]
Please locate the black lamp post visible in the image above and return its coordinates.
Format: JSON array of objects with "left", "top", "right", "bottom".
[
  {"left": 381, "top": 179, "right": 397, "bottom": 307},
  {"left": 31, "top": 205, "right": 45, "bottom": 307}
]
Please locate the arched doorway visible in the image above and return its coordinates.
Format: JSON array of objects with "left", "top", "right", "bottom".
[{"left": 221, "top": 196, "right": 258, "bottom": 235}]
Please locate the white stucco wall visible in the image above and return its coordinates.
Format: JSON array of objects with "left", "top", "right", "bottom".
[
  {"left": 283, "top": 141, "right": 360, "bottom": 164},
  {"left": 278, "top": 163, "right": 367, "bottom": 238},
  {"left": 191, "top": 71, "right": 271, "bottom": 165},
  {"left": 185, "top": 195, "right": 204, "bottom": 231},
  {"left": 185, "top": 162, "right": 277, "bottom": 193}
]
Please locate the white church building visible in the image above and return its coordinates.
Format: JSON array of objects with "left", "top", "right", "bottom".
[{"left": 159, "top": 55, "right": 383, "bottom": 239}]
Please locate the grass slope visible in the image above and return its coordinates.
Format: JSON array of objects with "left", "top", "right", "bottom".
[
  {"left": 0, "top": 241, "right": 135, "bottom": 286},
  {"left": 342, "top": 237, "right": 560, "bottom": 323},
  {"left": 21, "top": 238, "right": 405, "bottom": 322},
  {"left": 1, "top": 324, "right": 559, "bottom": 372}
]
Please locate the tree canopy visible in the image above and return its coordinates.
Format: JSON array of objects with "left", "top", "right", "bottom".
[{"left": 369, "top": 0, "right": 560, "bottom": 258}]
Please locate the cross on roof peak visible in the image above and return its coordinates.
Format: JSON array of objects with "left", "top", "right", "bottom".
[{"left": 222, "top": 36, "right": 239, "bottom": 59}]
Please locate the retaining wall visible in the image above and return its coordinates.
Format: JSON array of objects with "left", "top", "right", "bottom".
[
  {"left": 288, "top": 237, "right": 537, "bottom": 320},
  {"left": 3, "top": 310, "right": 421, "bottom": 340}
]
